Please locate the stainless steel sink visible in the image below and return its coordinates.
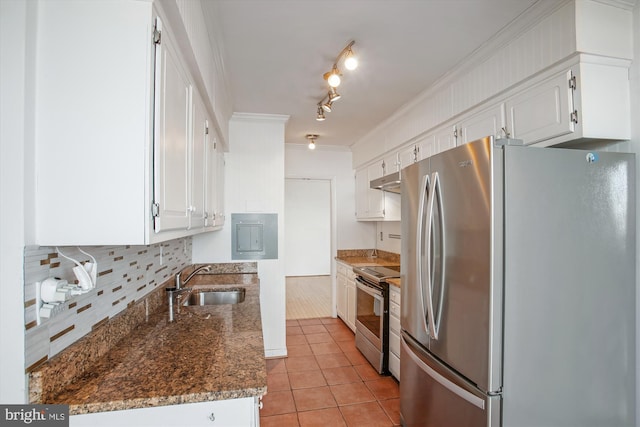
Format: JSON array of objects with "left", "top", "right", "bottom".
[{"left": 182, "top": 288, "right": 246, "bottom": 306}]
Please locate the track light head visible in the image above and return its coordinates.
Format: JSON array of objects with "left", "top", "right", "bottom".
[
  {"left": 328, "top": 87, "right": 341, "bottom": 102},
  {"left": 322, "top": 100, "right": 333, "bottom": 113},
  {"left": 316, "top": 106, "right": 326, "bottom": 121}
]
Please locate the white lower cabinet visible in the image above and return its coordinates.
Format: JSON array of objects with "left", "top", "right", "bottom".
[
  {"left": 70, "top": 397, "right": 261, "bottom": 427},
  {"left": 388, "top": 285, "right": 401, "bottom": 381},
  {"left": 336, "top": 261, "right": 357, "bottom": 332}
]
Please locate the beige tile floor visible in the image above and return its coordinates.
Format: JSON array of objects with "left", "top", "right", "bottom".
[
  {"left": 286, "top": 276, "right": 332, "bottom": 320},
  {"left": 261, "top": 317, "right": 400, "bottom": 427}
]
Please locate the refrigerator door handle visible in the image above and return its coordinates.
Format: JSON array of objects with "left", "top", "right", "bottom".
[
  {"left": 425, "top": 172, "right": 439, "bottom": 340},
  {"left": 416, "top": 173, "right": 430, "bottom": 336},
  {"left": 402, "top": 335, "right": 485, "bottom": 410}
]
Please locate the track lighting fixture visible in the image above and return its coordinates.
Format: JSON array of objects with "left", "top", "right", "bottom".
[
  {"left": 314, "top": 40, "right": 357, "bottom": 121},
  {"left": 306, "top": 134, "right": 318, "bottom": 150}
]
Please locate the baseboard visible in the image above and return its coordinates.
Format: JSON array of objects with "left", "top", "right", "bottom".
[{"left": 264, "top": 348, "right": 287, "bottom": 358}]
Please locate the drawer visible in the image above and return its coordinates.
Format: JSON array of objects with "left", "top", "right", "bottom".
[
  {"left": 389, "top": 301, "right": 400, "bottom": 320},
  {"left": 389, "top": 286, "right": 401, "bottom": 304},
  {"left": 389, "top": 329, "right": 400, "bottom": 356},
  {"left": 389, "top": 352, "right": 400, "bottom": 380},
  {"left": 389, "top": 312, "right": 400, "bottom": 335}
]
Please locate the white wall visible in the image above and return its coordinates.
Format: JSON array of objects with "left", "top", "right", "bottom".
[
  {"left": 192, "top": 113, "right": 289, "bottom": 357},
  {"left": 284, "top": 144, "right": 375, "bottom": 250},
  {"left": 376, "top": 221, "right": 401, "bottom": 255},
  {"left": 0, "top": 0, "right": 34, "bottom": 403}
]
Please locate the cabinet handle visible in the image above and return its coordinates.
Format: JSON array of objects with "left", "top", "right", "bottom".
[
  {"left": 501, "top": 127, "right": 511, "bottom": 138},
  {"left": 208, "top": 412, "right": 215, "bottom": 422}
]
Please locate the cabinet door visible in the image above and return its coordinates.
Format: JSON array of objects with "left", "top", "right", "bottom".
[
  {"left": 383, "top": 153, "right": 399, "bottom": 175},
  {"left": 346, "top": 281, "right": 356, "bottom": 332},
  {"left": 205, "top": 126, "right": 218, "bottom": 228},
  {"left": 505, "top": 70, "right": 574, "bottom": 145},
  {"left": 366, "top": 163, "right": 385, "bottom": 218},
  {"left": 417, "top": 135, "right": 437, "bottom": 161},
  {"left": 433, "top": 125, "right": 457, "bottom": 155},
  {"left": 355, "top": 168, "right": 370, "bottom": 219},
  {"left": 336, "top": 273, "right": 347, "bottom": 320},
  {"left": 459, "top": 103, "right": 505, "bottom": 145},
  {"left": 190, "top": 91, "right": 208, "bottom": 229},
  {"left": 214, "top": 148, "right": 226, "bottom": 228},
  {"left": 153, "top": 18, "right": 191, "bottom": 233},
  {"left": 399, "top": 144, "right": 418, "bottom": 169}
]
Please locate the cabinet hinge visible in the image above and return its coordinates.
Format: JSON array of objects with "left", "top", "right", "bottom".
[
  {"left": 152, "top": 202, "right": 160, "bottom": 217},
  {"left": 571, "top": 110, "right": 579, "bottom": 124},
  {"left": 153, "top": 27, "right": 162, "bottom": 45},
  {"left": 569, "top": 75, "right": 577, "bottom": 91}
]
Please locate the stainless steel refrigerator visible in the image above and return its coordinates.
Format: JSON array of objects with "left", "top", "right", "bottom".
[{"left": 400, "top": 136, "right": 635, "bottom": 427}]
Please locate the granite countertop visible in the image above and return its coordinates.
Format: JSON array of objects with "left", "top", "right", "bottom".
[
  {"left": 387, "top": 278, "right": 401, "bottom": 289},
  {"left": 38, "top": 273, "right": 266, "bottom": 415},
  {"left": 336, "top": 256, "right": 401, "bottom": 267}
]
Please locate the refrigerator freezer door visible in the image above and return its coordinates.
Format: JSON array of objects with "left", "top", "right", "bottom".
[
  {"left": 400, "top": 334, "right": 500, "bottom": 427},
  {"left": 425, "top": 137, "right": 502, "bottom": 393},
  {"left": 502, "top": 146, "right": 635, "bottom": 426}
]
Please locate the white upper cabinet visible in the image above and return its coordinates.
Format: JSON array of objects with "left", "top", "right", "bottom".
[
  {"left": 153, "top": 17, "right": 192, "bottom": 233},
  {"left": 505, "top": 62, "right": 630, "bottom": 146},
  {"left": 504, "top": 70, "right": 574, "bottom": 146},
  {"left": 34, "top": 2, "right": 225, "bottom": 246},
  {"left": 458, "top": 103, "right": 505, "bottom": 145},
  {"left": 382, "top": 152, "right": 400, "bottom": 175},
  {"left": 205, "top": 124, "right": 225, "bottom": 230},
  {"left": 189, "top": 90, "right": 209, "bottom": 230},
  {"left": 398, "top": 144, "right": 419, "bottom": 169},
  {"left": 355, "top": 163, "right": 400, "bottom": 221}
]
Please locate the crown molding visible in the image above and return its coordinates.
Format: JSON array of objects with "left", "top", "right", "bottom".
[{"left": 231, "top": 113, "right": 290, "bottom": 123}]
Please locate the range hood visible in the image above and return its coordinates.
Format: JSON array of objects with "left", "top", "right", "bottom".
[{"left": 370, "top": 171, "right": 401, "bottom": 193}]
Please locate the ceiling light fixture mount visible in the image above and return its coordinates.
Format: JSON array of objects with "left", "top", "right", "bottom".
[
  {"left": 306, "top": 134, "right": 319, "bottom": 150},
  {"left": 314, "top": 40, "right": 357, "bottom": 121}
]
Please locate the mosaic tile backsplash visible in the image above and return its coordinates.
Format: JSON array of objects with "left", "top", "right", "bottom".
[{"left": 23, "top": 238, "right": 192, "bottom": 372}]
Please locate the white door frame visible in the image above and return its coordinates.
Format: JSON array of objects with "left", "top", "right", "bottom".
[{"left": 284, "top": 175, "right": 338, "bottom": 317}]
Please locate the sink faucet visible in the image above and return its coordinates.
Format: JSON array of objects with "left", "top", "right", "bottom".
[
  {"left": 166, "top": 265, "right": 211, "bottom": 322},
  {"left": 175, "top": 265, "right": 211, "bottom": 289}
]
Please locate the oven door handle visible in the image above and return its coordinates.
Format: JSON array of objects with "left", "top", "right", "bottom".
[{"left": 356, "top": 279, "right": 384, "bottom": 301}]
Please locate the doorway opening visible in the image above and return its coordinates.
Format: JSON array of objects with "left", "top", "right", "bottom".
[{"left": 284, "top": 178, "right": 332, "bottom": 319}]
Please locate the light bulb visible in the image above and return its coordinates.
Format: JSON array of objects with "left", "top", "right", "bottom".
[
  {"left": 308, "top": 141, "right": 316, "bottom": 150},
  {"left": 327, "top": 71, "right": 341, "bottom": 87},
  {"left": 344, "top": 51, "right": 358, "bottom": 70}
]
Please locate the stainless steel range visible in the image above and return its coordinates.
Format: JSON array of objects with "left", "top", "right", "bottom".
[{"left": 352, "top": 265, "right": 400, "bottom": 374}]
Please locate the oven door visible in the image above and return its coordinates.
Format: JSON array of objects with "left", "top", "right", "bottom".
[{"left": 355, "top": 278, "right": 384, "bottom": 350}]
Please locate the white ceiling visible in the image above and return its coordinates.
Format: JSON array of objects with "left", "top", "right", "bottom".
[{"left": 212, "top": 0, "right": 539, "bottom": 148}]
